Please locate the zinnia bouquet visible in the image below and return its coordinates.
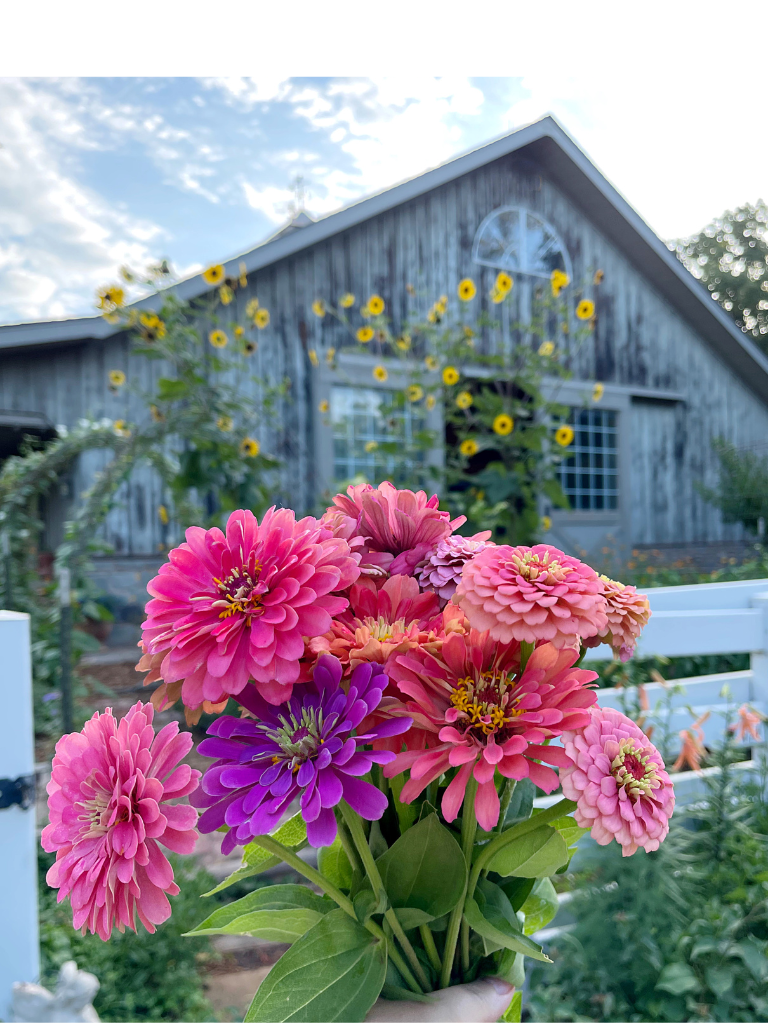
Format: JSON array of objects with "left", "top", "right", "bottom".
[{"left": 42, "top": 483, "right": 672, "bottom": 1023}]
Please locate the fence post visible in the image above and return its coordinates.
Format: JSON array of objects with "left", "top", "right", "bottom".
[
  {"left": 0, "top": 611, "right": 39, "bottom": 1019},
  {"left": 749, "top": 591, "right": 768, "bottom": 712},
  {"left": 57, "top": 565, "right": 73, "bottom": 734}
]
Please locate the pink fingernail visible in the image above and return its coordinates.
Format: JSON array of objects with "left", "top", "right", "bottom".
[{"left": 487, "top": 978, "right": 515, "bottom": 995}]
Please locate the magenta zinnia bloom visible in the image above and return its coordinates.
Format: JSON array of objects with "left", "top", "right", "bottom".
[
  {"left": 192, "top": 655, "right": 412, "bottom": 849},
  {"left": 141, "top": 508, "right": 360, "bottom": 708},
  {"left": 327, "top": 481, "right": 465, "bottom": 576},
  {"left": 416, "top": 532, "right": 492, "bottom": 605},
  {"left": 560, "top": 705, "right": 674, "bottom": 856},
  {"left": 384, "top": 633, "right": 598, "bottom": 830},
  {"left": 41, "top": 702, "right": 200, "bottom": 940},
  {"left": 455, "top": 543, "right": 608, "bottom": 648},
  {"left": 582, "top": 576, "right": 651, "bottom": 661}
]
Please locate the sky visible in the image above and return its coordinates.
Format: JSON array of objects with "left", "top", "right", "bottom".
[{"left": 0, "top": 72, "right": 765, "bottom": 326}]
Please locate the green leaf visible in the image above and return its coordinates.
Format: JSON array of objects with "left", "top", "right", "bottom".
[
  {"left": 498, "top": 877, "right": 536, "bottom": 913},
  {"left": 202, "top": 813, "right": 307, "bottom": 896},
  {"left": 156, "top": 377, "right": 189, "bottom": 401},
  {"left": 353, "top": 891, "right": 377, "bottom": 925},
  {"left": 317, "top": 835, "right": 353, "bottom": 891},
  {"left": 655, "top": 962, "right": 701, "bottom": 996},
  {"left": 735, "top": 938, "right": 768, "bottom": 982},
  {"left": 388, "top": 773, "right": 418, "bottom": 834},
  {"left": 502, "top": 990, "right": 523, "bottom": 1023},
  {"left": 463, "top": 897, "right": 551, "bottom": 962},
  {"left": 496, "top": 949, "right": 526, "bottom": 988},
  {"left": 504, "top": 779, "right": 534, "bottom": 826},
  {"left": 393, "top": 907, "right": 436, "bottom": 929},
  {"left": 376, "top": 812, "right": 466, "bottom": 919},
  {"left": 475, "top": 878, "right": 523, "bottom": 955},
  {"left": 188, "top": 885, "right": 333, "bottom": 942},
  {"left": 486, "top": 823, "right": 570, "bottom": 878},
  {"left": 706, "top": 965, "right": 735, "bottom": 997},
  {"left": 245, "top": 908, "right": 386, "bottom": 1022},
  {"left": 520, "top": 877, "right": 559, "bottom": 935},
  {"left": 549, "top": 815, "right": 590, "bottom": 850}
]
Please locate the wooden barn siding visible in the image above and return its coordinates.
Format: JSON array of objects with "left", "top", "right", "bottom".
[{"left": 3, "top": 150, "right": 768, "bottom": 553}]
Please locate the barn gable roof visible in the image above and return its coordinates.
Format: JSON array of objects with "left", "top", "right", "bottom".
[{"left": 3, "top": 115, "right": 768, "bottom": 402}]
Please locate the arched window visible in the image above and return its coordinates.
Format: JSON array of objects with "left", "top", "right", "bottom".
[{"left": 472, "top": 206, "right": 571, "bottom": 281}]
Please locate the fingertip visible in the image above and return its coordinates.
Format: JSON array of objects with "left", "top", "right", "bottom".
[{"left": 486, "top": 977, "right": 515, "bottom": 998}]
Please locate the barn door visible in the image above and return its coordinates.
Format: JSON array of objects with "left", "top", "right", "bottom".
[{"left": 629, "top": 399, "right": 680, "bottom": 544}]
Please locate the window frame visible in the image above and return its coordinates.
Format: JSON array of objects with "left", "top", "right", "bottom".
[{"left": 472, "top": 205, "right": 573, "bottom": 282}]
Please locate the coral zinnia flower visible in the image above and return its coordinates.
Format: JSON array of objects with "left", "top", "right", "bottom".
[
  {"left": 582, "top": 576, "right": 651, "bottom": 661},
  {"left": 327, "top": 481, "right": 465, "bottom": 577},
  {"left": 140, "top": 508, "right": 359, "bottom": 709},
  {"left": 384, "top": 635, "right": 598, "bottom": 830},
  {"left": 415, "top": 532, "right": 492, "bottom": 605},
  {"left": 455, "top": 543, "right": 608, "bottom": 648},
  {"left": 41, "top": 702, "right": 200, "bottom": 940},
  {"left": 560, "top": 706, "right": 674, "bottom": 856},
  {"left": 193, "top": 656, "right": 411, "bottom": 849}
]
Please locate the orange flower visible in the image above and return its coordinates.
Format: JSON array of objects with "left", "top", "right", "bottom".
[{"left": 673, "top": 712, "right": 709, "bottom": 772}]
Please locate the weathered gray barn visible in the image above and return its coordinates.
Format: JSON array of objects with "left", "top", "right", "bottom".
[{"left": 2, "top": 115, "right": 767, "bottom": 638}]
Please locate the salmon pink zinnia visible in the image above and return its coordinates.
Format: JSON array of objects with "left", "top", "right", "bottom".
[
  {"left": 384, "top": 634, "right": 599, "bottom": 830},
  {"left": 140, "top": 508, "right": 360, "bottom": 708},
  {"left": 41, "top": 702, "right": 200, "bottom": 940},
  {"left": 582, "top": 576, "right": 651, "bottom": 661},
  {"left": 455, "top": 543, "right": 608, "bottom": 648}
]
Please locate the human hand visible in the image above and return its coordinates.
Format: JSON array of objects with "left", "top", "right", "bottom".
[{"left": 365, "top": 978, "right": 516, "bottom": 1023}]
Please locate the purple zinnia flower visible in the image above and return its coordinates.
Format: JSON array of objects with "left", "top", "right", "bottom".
[
  {"left": 415, "top": 532, "right": 492, "bottom": 605},
  {"left": 192, "top": 655, "right": 411, "bottom": 849}
]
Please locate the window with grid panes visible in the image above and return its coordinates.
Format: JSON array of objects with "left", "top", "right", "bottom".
[
  {"left": 558, "top": 408, "right": 618, "bottom": 510},
  {"left": 331, "top": 385, "right": 426, "bottom": 487}
]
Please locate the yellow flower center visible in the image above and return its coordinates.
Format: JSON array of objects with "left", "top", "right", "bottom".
[
  {"left": 450, "top": 671, "right": 523, "bottom": 736},
  {"left": 511, "top": 549, "right": 573, "bottom": 584},
  {"left": 212, "top": 563, "right": 264, "bottom": 622},
  {"left": 611, "top": 738, "right": 660, "bottom": 799}
]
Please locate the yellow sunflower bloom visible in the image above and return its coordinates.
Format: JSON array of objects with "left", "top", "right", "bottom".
[
  {"left": 538, "top": 340, "right": 555, "bottom": 357},
  {"left": 490, "top": 286, "right": 505, "bottom": 304},
  {"left": 246, "top": 298, "right": 260, "bottom": 319},
  {"left": 103, "top": 312, "right": 120, "bottom": 325},
  {"left": 140, "top": 312, "right": 160, "bottom": 329},
  {"left": 364, "top": 440, "right": 379, "bottom": 453},
  {"left": 255, "top": 308, "right": 270, "bottom": 329},
  {"left": 357, "top": 326, "right": 374, "bottom": 343},
  {"left": 319, "top": 399, "right": 329, "bottom": 414},
  {"left": 464, "top": 326, "right": 475, "bottom": 339},
  {"left": 97, "top": 285, "right": 125, "bottom": 311},
  {"left": 427, "top": 308, "right": 437, "bottom": 324},
  {"left": 456, "top": 390, "right": 473, "bottom": 409},
  {"left": 407, "top": 384, "right": 424, "bottom": 403},
  {"left": 495, "top": 272, "right": 513, "bottom": 294},
  {"left": 240, "top": 437, "right": 260, "bottom": 457},
  {"left": 361, "top": 305, "right": 371, "bottom": 319},
  {"left": 244, "top": 340, "right": 257, "bottom": 355},
  {"left": 312, "top": 299, "right": 326, "bottom": 318},
  {"left": 217, "top": 416, "right": 234, "bottom": 432},
  {"left": 234, "top": 325, "right": 244, "bottom": 339},
  {"left": 576, "top": 299, "right": 595, "bottom": 320},
  {"left": 119, "top": 265, "right": 135, "bottom": 283},
  {"left": 425, "top": 394, "right": 436, "bottom": 411},
  {"left": 219, "top": 285, "right": 234, "bottom": 306},
  {"left": 555, "top": 425, "right": 575, "bottom": 447},
  {"left": 425, "top": 355, "right": 439, "bottom": 371},
  {"left": 396, "top": 335, "right": 411, "bottom": 351},
  {"left": 158, "top": 505, "right": 169, "bottom": 525},
  {"left": 593, "top": 269, "right": 605, "bottom": 285},
  {"left": 108, "top": 369, "right": 126, "bottom": 387},
  {"left": 308, "top": 349, "right": 319, "bottom": 367},
  {"left": 202, "top": 265, "right": 225, "bottom": 286},
  {"left": 442, "top": 366, "right": 460, "bottom": 386},
  {"left": 460, "top": 438, "right": 479, "bottom": 457},
  {"left": 326, "top": 347, "right": 336, "bottom": 365},
  {"left": 339, "top": 293, "right": 355, "bottom": 308},
  {"left": 150, "top": 405, "right": 164, "bottom": 423},
  {"left": 592, "top": 382, "right": 605, "bottom": 402},
  {"left": 209, "top": 329, "right": 228, "bottom": 348},
  {"left": 458, "top": 278, "right": 476, "bottom": 301},
  {"left": 113, "top": 419, "right": 130, "bottom": 437},
  {"left": 367, "top": 295, "right": 385, "bottom": 316},
  {"left": 541, "top": 515, "right": 552, "bottom": 532},
  {"left": 373, "top": 365, "right": 388, "bottom": 382},
  {"left": 551, "top": 268, "right": 570, "bottom": 297},
  {"left": 239, "top": 262, "right": 248, "bottom": 287},
  {"left": 493, "top": 414, "right": 514, "bottom": 436}
]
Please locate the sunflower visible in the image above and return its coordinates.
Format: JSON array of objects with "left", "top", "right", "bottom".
[
  {"left": 202, "top": 265, "right": 225, "bottom": 286},
  {"left": 493, "top": 413, "right": 514, "bottom": 436},
  {"left": 463, "top": 326, "right": 475, "bottom": 340},
  {"left": 243, "top": 340, "right": 257, "bottom": 355},
  {"left": 495, "top": 271, "right": 513, "bottom": 294},
  {"left": 119, "top": 266, "right": 135, "bottom": 283},
  {"left": 425, "top": 355, "right": 439, "bottom": 371},
  {"left": 240, "top": 437, "right": 261, "bottom": 457},
  {"left": 239, "top": 262, "right": 248, "bottom": 287},
  {"left": 140, "top": 312, "right": 160, "bottom": 329},
  {"left": 541, "top": 515, "right": 552, "bottom": 532},
  {"left": 361, "top": 305, "right": 371, "bottom": 319},
  {"left": 490, "top": 286, "right": 505, "bottom": 304},
  {"left": 456, "top": 390, "right": 473, "bottom": 409},
  {"left": 550, "top": 268, "right": 570, "bottom": 297},
  {"left": 217, "top": 416, "right": 234, "bottom": 432},
  {"left": 592, "top": 382, "right": 605, "bottom": 402},
  {"left": 396, "top": 334, "right": 411, "bottom": 351},
  {"left": 108, "top": 369, "right": 126, "bottom": 387},
  {"left": 158, "top": 505, "right": 169, "bottom": 526},
  {"left": 339, "top": 293, "right": 355, "bottom": 308},
  {"left": 364, "top": 440, "right": 379, "bottom": 453},
  {"left": 96, "top": 285, "right": 125, "bottom": 311},
  {"left": 308, "top": 349, "right": 319, "bottom": 367},
  {"left": 593, "top": 269, "right": 605, "bottom": 285},
  {"left": 425, "top": 394, "right": 436, "bottom": 411},
  {"left": 367, "top": 294, "right": 385, "bottom": 315},
  {"left": 219, "top": 285, "right": 234, "bottom": 306},
  {"left": 312, "top": 299, "right": 326, "bottom": 318},
  {"left": 318, "top": 399, "right": 329, "bottom": 414},
  {"left": 246, "top": 298, "right": 260, "bottom": 319},
  {"left": 555, "top": 425, "right": 575, "bottom": 447},
  {"left": 150, "top": 405, "right": 165, "bottom": 423},
  {"left": 458, "top": 278, "right": 476, "bottom": 301},
  {"left": 373, "top": 365, "right": 388, "bottom": 382},
  {"left": 576, "top": 299, "right": 595, "bottom": 320},
  {"left": 460, "top": 438, "right": 478, "bottom": 457},
  {"left": 326, "top": 347, "right": 336, "bottom": 365},
  {"left": 233, "top": 325, "right": 245, "bottom": 339},
  {"left": 442, "top": 366, "right": 459, "bottom": 386},
  {"left": 113, "top": 419, "right": 130, "bottom": 437},
  {"left": 255, "top": 308, "right": 270, "bottom": 329},
  {"left": 407, "top": 384, "right": 424, "bottom": 403},
  {"left": 357, "top": 326, "right": 374, "bottom": 343},
  {"left": 209, "top": 329, "right": 228, "bottom": 348},
  {"left": 538, "top": 340, "right": 555, "bottom": 357}
]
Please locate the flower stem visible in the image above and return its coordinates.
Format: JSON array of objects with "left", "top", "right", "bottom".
[
  {"left": 419, "top": 924, "right": 442, "bottom": 975},
  {"left": 495, "top": 779, "right": 517, "bottom": 834},
  {"left": 339, "top": 802, "right": 432, "bottom": 993},
  {"left": 439, "top": 775, "right": 478, "bottom": 988},
  {"left": 520, "top": 640, "right": 535, "bottom": 672},
  {"left": 373, "top": 919, "right": 424, "bottom": 995},
  {"left": 335, "top": 814, "right": 364, "bottom": 877}
]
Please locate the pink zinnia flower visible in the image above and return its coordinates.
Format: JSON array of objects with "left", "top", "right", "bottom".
[
  {"left": 384, "top": 635, "right": 598, "bottom": 830},
  {"left": 141, "top": 508, "right": 360, "bottom": 708},
  {"left": 582, "top": 576, "right": 651, "bottom": 661},
  {"left": 560, "top": 705, "right": 674, "bottom": 856},
  {"left": 415, "top": 532, "right": 492, "bottom": 605},
  {"left": 327, "top": 481, "right": 465, "bottom": 577},
  {"left": 41, "top": 702, "right": 200, "bottom": 940},
  {"left": 455, "top": 543, "right": 608, "bottom": 648}
]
